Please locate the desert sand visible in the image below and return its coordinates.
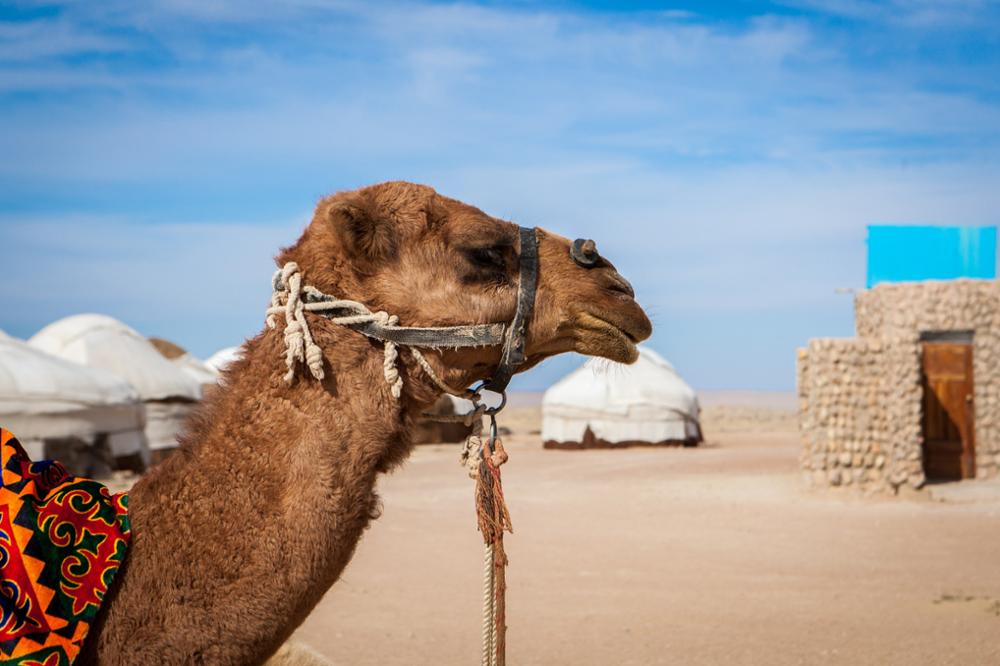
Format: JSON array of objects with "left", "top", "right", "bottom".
[{"left": 289, "top": 402, "right": 1000, "bottom": 665}]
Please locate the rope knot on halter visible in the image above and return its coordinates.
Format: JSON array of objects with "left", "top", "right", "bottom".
[
  {"left": 267, "top": 262, "right": 409, "bottom": 396},
  {"left": 267, "top": 263, "right": 326, "bottom": 384},
  {"left": 375, "top": 311, "right": 403, "bottom": 397}
]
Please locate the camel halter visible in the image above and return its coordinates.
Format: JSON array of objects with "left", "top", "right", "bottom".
[{"left": 266, "top": 225, "right": 539, "bottom": 400}]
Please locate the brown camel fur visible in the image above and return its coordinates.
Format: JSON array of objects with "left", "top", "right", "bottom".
[{"left": 79, "top": 181, "right": 652, "bottom": 665}]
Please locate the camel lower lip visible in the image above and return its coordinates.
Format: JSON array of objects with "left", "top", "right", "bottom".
[
  {"left": 575, "top": 312, "right": 640, "bottom": 361},
  {"left": 580, "top": 312, "right": 640, "bottom": 344}
]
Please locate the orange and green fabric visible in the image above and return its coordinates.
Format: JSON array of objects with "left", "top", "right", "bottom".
[{"left": 0, "top": 428, "right": 130, "bottom": 665}]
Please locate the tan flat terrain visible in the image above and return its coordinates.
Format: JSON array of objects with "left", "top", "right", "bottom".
[{"left": 292, "top": 407, "right": 1000, "bottom": 665}]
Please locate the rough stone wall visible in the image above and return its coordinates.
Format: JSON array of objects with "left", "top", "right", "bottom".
[
  {"left": 798, "top": 338, "right": 922, "bottom": 493},
  {"left": 856, "top": 279, "right": 1000, "bottom": 479}
]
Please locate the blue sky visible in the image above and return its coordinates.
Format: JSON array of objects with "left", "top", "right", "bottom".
[{"left": 2, "top": 0, "right": 999, "bottom": 391}]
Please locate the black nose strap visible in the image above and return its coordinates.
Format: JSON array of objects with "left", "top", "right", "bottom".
[
  {"left": 483, "top": 226, "right": 539, "bottom": 393},
  {"left": 571, "top": 238, "right": 600, "bottom": 267}
]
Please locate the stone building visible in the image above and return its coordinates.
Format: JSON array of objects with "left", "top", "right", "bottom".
[{"left": 798, "top": 279, "right": 1000, "bottom": 493}]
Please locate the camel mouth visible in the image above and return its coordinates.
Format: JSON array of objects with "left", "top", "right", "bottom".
[{"left": 572, "top": 311, "right": 648, "bottom": 364}]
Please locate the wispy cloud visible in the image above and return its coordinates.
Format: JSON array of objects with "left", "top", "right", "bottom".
[
  {"left": 781, "top": 0, "right": 999, "bottom": 28},
  {"left": 0, "top": 17, "right": 131, "bottom": 61}
]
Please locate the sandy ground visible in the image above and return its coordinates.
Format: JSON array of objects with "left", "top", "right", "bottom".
[{"left": 289, "top": 406, "right": 1000, "bottom": 665}]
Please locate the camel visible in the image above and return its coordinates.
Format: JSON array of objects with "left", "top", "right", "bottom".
[{"left": 78, "top": 181, "right": 652, "bottom": 664}]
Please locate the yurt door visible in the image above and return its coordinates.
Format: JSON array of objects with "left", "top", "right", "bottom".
[{"left": 921, "top": 341, "right": 975, "bottom": 480}]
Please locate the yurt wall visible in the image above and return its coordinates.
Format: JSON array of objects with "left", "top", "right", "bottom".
[
  {"left": 0, "top": 330, "right": 146, "bottom": 476},
  {"left": 29, "top": 315, "right": 202, "bottom": 464}
]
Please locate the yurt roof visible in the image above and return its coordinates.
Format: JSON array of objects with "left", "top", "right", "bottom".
[
  {"left": 542, "top": 347, "right": 699, "bottom": 416},
  {"left": 0, "top": 329, "right": 141, "bottom": 414},
  {"left": 148, "top": 337, "right": 187, "bottom": 360},
  {"left": 149, "top": 337, "right": 219, "bottom": 385},
  {"left": 29, "top": 314, "right": 202, "bottom": 402},
  {"left": 205, "top": 346, "right": 243, "bottom": 373}
]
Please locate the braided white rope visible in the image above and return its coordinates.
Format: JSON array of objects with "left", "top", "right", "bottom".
[
  {"left": 265, "top": 264, "right": 326, "bottom": 384},
  {"left": 409, "top": 347, "right": 467, "bottom": 397},
  {"left": 482, "top": 542, "right": 496, "bottom": 666},
  {"left": 455, "top": 408, "right": 487, "bottom": 480}
]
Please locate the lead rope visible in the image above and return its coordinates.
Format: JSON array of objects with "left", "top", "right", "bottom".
[
  {"left": 477, "top": 414, "right": 511, "bottom": 666},
  {"left": 268, "top": 262, "right": 513, "bottom": 665},
  {"left": 447, "top": 404, "right": 512, "bottom": 666},
  {"left": 432, "top": 395, "right": 512, "bottom": 666}
]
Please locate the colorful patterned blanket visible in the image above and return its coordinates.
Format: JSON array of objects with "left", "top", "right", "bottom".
[{"left": 0, "top": 428, "right": 130, "bottom": 666}]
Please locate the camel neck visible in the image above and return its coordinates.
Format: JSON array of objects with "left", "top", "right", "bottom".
[{"left": 84, "top": 323, "right": 422, "bottom": 663}]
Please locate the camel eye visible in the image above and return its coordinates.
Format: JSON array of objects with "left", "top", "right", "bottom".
[
  {"left": 466, "top": 247, "right": 506, "bottom": 269},
  {"left": 461, "top": 245, "right": 510, "bottom": 285}
]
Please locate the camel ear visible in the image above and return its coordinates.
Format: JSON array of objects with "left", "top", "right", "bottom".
[{"left": 326, "top": 195, "right": 397, "bottom": 268}]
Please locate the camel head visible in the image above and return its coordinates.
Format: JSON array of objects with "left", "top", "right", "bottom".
[{"left": 279, "top": 181, "right": 652, "bottom": 393}]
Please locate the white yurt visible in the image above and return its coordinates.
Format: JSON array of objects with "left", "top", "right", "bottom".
[
  {"left": 205, "top": 346, "right": 243, "bottom": 373},
  {"left": 0, "top": 329, "right": 146, "bottom": 474},
  {"left": 172, "top": 353, "right": 219, "bottom": 385},
  {"left": 542, "top": 347, "right": 702, "bottom": 449},
  {"left": 29, "top": 315, "right": 203, "bottom": 462},
  {"left": 148, "top": 337, "right": 219, "bottom": 386}
]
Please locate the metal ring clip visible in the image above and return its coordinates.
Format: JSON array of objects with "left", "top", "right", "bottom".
[{"left": 467, "top": 381, "right": 508, "bottom": 416}]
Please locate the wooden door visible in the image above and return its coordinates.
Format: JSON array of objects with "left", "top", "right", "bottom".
[{"left": 921, "top": 342, "right": 975, "bottom": 480}]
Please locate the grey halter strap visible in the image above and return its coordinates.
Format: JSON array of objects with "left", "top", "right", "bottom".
[{"left": 302, "top": 291, "right": 508, "bottom": 349}]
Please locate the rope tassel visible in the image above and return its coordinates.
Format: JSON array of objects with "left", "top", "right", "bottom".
[{"left": 268, "top": 263, "right": 327, "bottom": 383}]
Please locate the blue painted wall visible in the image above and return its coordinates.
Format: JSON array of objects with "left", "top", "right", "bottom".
[{"left": 866, "top": 225, "right": 997, "bottom": 288}]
